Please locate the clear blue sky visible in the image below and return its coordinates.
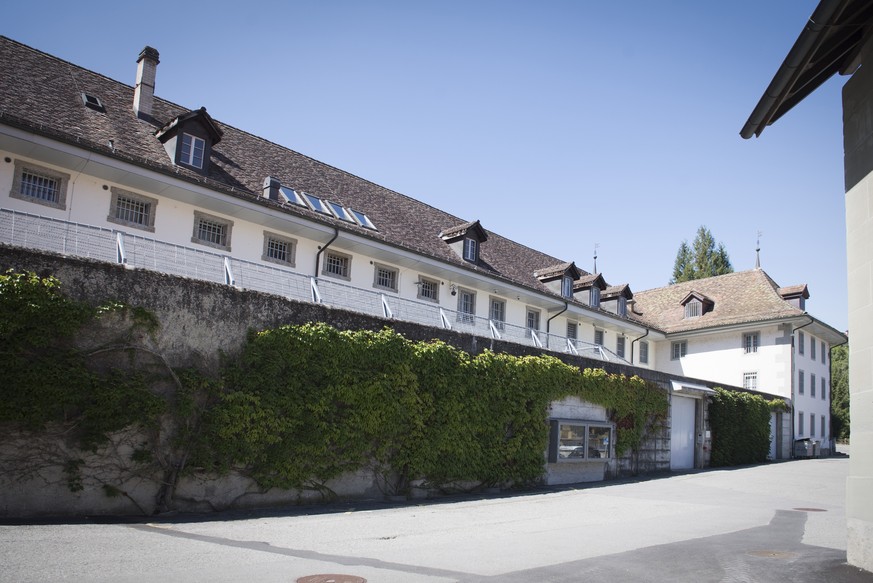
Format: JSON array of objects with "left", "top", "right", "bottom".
[{"left": 3, "top": 1, "right": 849, "bottom": 332}]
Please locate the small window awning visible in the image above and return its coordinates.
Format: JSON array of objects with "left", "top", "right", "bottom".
[{"left": 671, "top": 381, "right": 716, "bottom": 397}]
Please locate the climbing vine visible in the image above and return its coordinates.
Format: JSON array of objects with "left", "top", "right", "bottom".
[{"left": 707, "top": 388, "right": 776, "bottom": 466}]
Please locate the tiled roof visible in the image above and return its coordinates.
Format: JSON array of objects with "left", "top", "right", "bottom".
[
  {"left": 534, "top": 261, "right": 580, "bottom": 281},
  {"left": 439, "top": 220, "right": 488, "bottom": 242},
  {"left": 602, "top": 284, "right": 632, "bottom": 300},
  {"left": 574, "top": 273, "right": 606, "bottom": 290},
  {"left": 0, "top": 36, "right": 598, "bottom": 301},
  {"left": 632, "top": 269, "right": 805, "bottom": 333}
]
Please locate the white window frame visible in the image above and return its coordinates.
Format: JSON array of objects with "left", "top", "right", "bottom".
[
  {"left": 590, "top": 287, "right": 601, "bottom": 308},
  {"left": 743, "top": 372, "right": 758, "bottom": 390},
  {"left": 684, "top": 300, "right": 701, "bottom": 318},
  {"left": 566, "top": 321, "right": 578, "bottom": 341},
  {"left": 639, "top": 340, "right": 649, "bottom": 364},
  {"left": 594, "top": 329, "right": 604, "bottom": 346},
  {"left": 617, "top": 296, "right": 627, "bottom": 317},
  {"left": 457, "top": 288, "right": 476, "bottom": 324},
  {"left": 526, "top": 307, "right": 541, "bottom": 338},
  {"left": 262, "top": 232, "right": 297, "bottom": 267},
  {"left": 180, "top": 133, "right": 206, "bottom": 169},
  {"left": 743, "top": 332, "right": 759, "bottom": 354},
  {"left": 616, "top": 335, "right": 626, "bottom": 359},
  {"left": 108, "top": 187, "right": 157, "bottom": 232},
  {"left": 490, "top": 297, "right": 506, "bottom": 331},
  {"left": 322, "top": 249, "right": 352, "bottom": 280},
  {"left": 372, "top": 263, "right": 399, "bottom": 292},
  {"left": 561, "top": 276, "right": 574, "bottom": 298},
  {"left": 671, "top": 341, "right": 687, "bottom": 360},
  {"left": 10, "top": 160, "right": 70, "bottom": 210},
  {"left": 463, "top": 237, "right": 478, "bottom": 262},
  {"left": 191, "top": 211, "right": 232, "bottom": 251},
  {"left": 417, "top": 276, "right": 439, "bottom": 302}
]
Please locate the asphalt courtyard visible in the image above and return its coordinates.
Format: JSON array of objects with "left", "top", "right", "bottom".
[{"left": 2, "top": 450, "right": 872, "bottom": 582}]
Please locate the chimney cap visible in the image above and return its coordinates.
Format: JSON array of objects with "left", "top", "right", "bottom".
[{"left": 137, "top": 46, "right": 160, "bottom": 64}]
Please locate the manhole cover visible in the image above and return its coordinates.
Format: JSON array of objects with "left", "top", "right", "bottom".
[
  {"left": 793, "top": 507, "right": 827, "bottom": 512},
  {"left": 296, "top": 575, "right": 367, "bottom": 583},
  {"left": 747, "top": 550, "right": 798, "bottom": 559}
]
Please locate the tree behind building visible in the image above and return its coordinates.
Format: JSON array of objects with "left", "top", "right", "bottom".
[{"left": 670, "top": 226, "right": 733, "bottom": 284}]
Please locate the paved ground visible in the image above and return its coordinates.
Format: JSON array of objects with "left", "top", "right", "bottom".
[{"left": 3, "top": 451, "right": 873, "bottom": 582}]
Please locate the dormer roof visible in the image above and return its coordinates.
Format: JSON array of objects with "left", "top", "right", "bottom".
[
  {"left": 155, "top": 106, "right": 223, "bottom": 145},
  {"left": 574, "top": 273, "right": 607, "bottom": 291},
  {"left": 534, "top": 261, "right": 581, "bottom": 282},
  {"left": 778, "top": 284, "right": 809, "bottom": 300},
  {"left": 603, "top": 283, "right": 633, "bottom": 300},
  {"left": 439, "top": 220, "right": 488, "bottom": 243}
]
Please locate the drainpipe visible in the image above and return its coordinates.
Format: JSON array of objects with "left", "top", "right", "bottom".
[
  {"left": 546, "top": 302, "right": 568, "bottom": 350},
  {"left": 314, "top": 227, "right": 339, "bottom": 279},
  {"left": 630, "top": 328, "right": 649, "bottom": 365}
]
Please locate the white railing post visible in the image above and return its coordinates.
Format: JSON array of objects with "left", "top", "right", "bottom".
[
  {"left": 439, "top": 308, "right": 452, "bottom": 330},
  {"left": 566, "top": 338, "right": 579, "bottom": 355},
  {"left": 116, "top": 232, "right": 126, "bottom": 264},
  {"left": 381, "top": 294, "right": 393, "bottom": 319},
  {"left": 489, "top": 320, "right": 502, "bottom": 340},
  {"left": 224, "top": 257, "right": 235, "bottom": 286},
  {"left": 310, "top": 277, "right": 322, "bottom": 303},
  {"left": 530, "top": 330, "right": 543, "bottom": 348}
]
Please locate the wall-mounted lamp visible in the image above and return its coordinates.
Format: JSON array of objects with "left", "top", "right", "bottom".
[{"left": 450, "top": 284, "right": 457, "bottom": 296}]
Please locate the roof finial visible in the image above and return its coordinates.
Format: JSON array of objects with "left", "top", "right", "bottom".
[
  {"left": 755, "top": 230, "right": 763, "bottom": 269},
  {"left": 593, "top": 243, "right": 599, "bottom": 274}
]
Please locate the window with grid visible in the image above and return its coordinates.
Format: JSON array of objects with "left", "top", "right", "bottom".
[
  {"left": 684, "top": 300, "right": 701, "bottom": 318},
  {"left": 107, "top": 188, "right": 157, "bottom": 231},
  {"left": 594, "top": 329, "right": 604, "bottom": 346},
  {"left": 11, "top": 161, "right": 69, "bottom": 210},
  {"left": 561, "top": 276, "right": 573, "bottom": 298},
  {"left": 418, "top": 277, "right": 439, "bottom": 302},
  {"left": 181, "top": 133, "right": 205, "bottom": 169},
  {"left": 262, "top": 233, "right": 296, "bottom": 267},
  {"left": 323, "top": 251, "right": 351, "bottom": 279},
  {"left": 639, "top": 341, "right": 649, "bottom": 364},
  {"left": 526, "top": 308, "right": 540, "bottom": 338},
  {"left": 743, "top": 332, "right": 759, "bottom": 354},
  {"left": 590, "top": 286, "right": 600, "bottom": 308},
  {"left": 566, "top": 322, "right": 578, "bottom": 341},
  {"left": 616, "top": 335, "right": 625, "bottom": 359},
  {"left": 373, "top": 264, "right": 398, "bottom": 291},
  {"left": 798, "top": 370, "right": 805, "bottom": 395},
  {"left": 671, "top": 341, "right": 687, "bottom": 360},
  {"left": 743, "top": 372, "right": 758, "bottom": 390},
  {"left": 191, "top": 212, "right": 233, "bottom": 250},
  {"left": 457, "top": 289, "right": 475, "bottom": 324},
  {"left": 618, "top": 296, "right": 627, "bottom": 317},
  {"left": 489, "top": 298, "right": 506, "bottom": 330}
]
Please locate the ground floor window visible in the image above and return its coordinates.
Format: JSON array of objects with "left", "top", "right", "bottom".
[{"left": 548, "top": 420, "right": 613, "bottom": 462}]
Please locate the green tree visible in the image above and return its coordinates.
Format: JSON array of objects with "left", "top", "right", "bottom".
[
  {"left": 830, "top": 343, "right": 849, "bottom": 440},
  {"left": 670, "top": 226, "right": 734, "bottom": 284}
]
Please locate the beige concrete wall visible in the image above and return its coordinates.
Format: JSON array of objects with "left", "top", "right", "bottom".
[{"left": 842, "top": 38, "right": 873, "bottom": 572}]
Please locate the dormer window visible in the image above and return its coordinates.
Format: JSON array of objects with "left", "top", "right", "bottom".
[
  {"left": 180, "top": 133, "right": 205, "bottom": 169},
  {"left": 463, "top": 237, "right": 478, "bottom": 262},
  {"left": 155, "top": 107, "right": 223, "bottom": 176},
  {"left": 440, "top": 220, "right": 487, "bottom": 264},
  {"left": 561, "top": 275, "right": 574, "bottom": 298},
  {"left": 617, "top": 295, "right": 627, "bottom": 317},
  {"left": 590, "top": 286, "right": 600, "bottom": 308},
  {"left": 685, "top": 299, "right": 702, "bottom": 318}
]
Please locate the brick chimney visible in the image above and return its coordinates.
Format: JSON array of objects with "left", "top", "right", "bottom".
[{"left": 133, "top": 46, "right": 160, "bottom": 120}]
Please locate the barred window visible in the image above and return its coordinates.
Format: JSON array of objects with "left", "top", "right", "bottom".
[
  {"left": 191, "top": 211, "right": 232, "bottom": 251},
  {"left": 108, "top": 188, "right": 157, "bottom": 231},
  {"left": 10, "top": 160, "right": 69, "bottom": 210},
  {"left": 262, "top": 232, "right": 296, "bottom": 267},
  {"left": 373, "top": 263, "right": 398, "bottom": 291},
  {"left": 743, "top": 372, "right": 758, "bottom": 390},
  {"left": 418, "top": 277, "right": 439, "bottom": 302},
  {"left": 323, "top": 250, "right": 351, "bottom": 279}
]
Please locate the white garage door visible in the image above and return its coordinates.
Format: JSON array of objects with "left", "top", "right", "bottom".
[{"left": 671, "top": 395, "right": 696, "bottom": 470}]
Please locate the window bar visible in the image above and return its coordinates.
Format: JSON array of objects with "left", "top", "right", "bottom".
[
  {"left": 116, "top": 231, "right": 127, "bottom": 264},
  {"left": 530, "top": 329, "right": 543, "bottom": 348},
  {"left": 489, "top": 320, "right": 502, "bottom": 340},
  {"left": 310, "top": 276, "right": 322, "bottom": 303},
  {"left": 381, "top": 294, "right": 394, "bottom": 319},
  {"left": 224, "top": 256, "right": 235, "bottom": 286},
  {"left": 439, "top": 308, "right": 452, "bottom": 330}
]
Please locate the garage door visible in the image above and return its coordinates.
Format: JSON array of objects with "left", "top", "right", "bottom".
[{"left": 671, "top": 395, "right": 696, "bottom": 470}]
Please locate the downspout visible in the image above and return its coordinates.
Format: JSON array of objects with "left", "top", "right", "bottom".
[
  {"left": 789, "top": 316, "right": 815, "bottom": 457},
  {"left": 314, "top": 227, "right": 339, "bottom": 279},
  {"left": 546, "top": 302, "right": 568, "bottom": 350},
  {"left": 630, "top": 328, "right": 649, "bottom": 365}
]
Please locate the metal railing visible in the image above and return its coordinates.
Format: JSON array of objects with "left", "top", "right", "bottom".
[{"left": 0, "top": 208, "right": 627, "bottom": 363}]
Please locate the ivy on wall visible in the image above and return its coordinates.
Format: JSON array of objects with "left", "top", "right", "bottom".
[
  {"left": 2, "top": 270, "right": 669, "bottom": 510},
  {"left": 707, "top": 388, "right": 777, "bottom": 466}
]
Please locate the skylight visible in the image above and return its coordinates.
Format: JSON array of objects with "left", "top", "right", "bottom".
[
  {"left": 302, "top": 192, "right": 331, "bottom": 215},
  {"left": 81, "top": 93, "right": 105, "bottom": 113},
  {"left": 327, "top": 201, "right": 354, "bottom": 222},
  {"left": 278, "top": 186, "right": 305, "bottom": 206},
  {"left": 349, "top": 208, "right": 377, "bottom": 230}
]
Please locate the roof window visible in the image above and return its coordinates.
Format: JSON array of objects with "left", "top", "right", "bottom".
[
  {"left": 278, "top": 186, "right": 305, "bottom": 206},
  {"left": 327, "top": 201, "right": 354, "bottom": 222},
  {"left": 302, "top": 192, "right": 331, "bottom": 215},
  {"left": 81, "top": 93, "right": 105, "bottom": 113},
  {"left": 349, "top": 208, "right": 377, "bottom": 230}
]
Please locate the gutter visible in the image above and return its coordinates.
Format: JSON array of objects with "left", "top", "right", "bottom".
[{"left": 314, "top": 227, "right": 339, "bottom": 279}]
